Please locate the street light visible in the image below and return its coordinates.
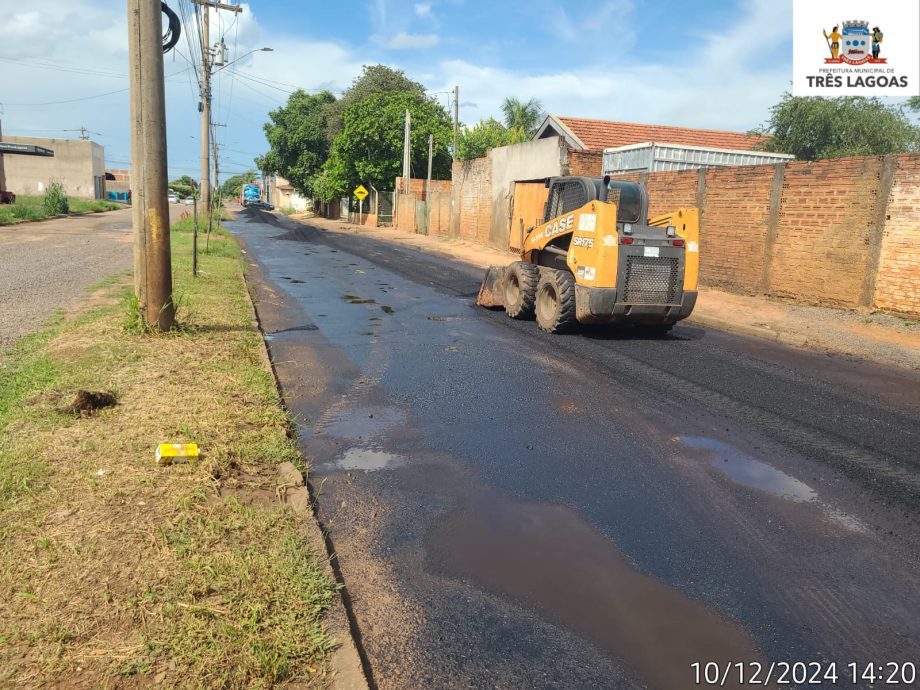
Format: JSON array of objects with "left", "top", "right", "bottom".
[{"left": 214, "top": 47, "right": 273, "bottom": 74}]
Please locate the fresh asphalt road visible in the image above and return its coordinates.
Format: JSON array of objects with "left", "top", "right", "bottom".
[{"left": 232, "top": 208, "right": 920, "bottom": 689}]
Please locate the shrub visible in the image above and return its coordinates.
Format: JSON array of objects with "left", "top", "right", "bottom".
[{"left": 42, "top": 181, "right": 69, "bottom": 216}]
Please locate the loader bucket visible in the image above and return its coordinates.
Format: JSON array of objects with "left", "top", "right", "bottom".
[{"left": 476, "top": 266, "right": 506, "bottom": 309}]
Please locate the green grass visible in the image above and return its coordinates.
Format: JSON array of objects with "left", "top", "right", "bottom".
[
  {"left": 0, "top": 221, "right": 336, "bottom": 687},
  {"left": 0, "top": 195, "right": 121, "bottom": 225}
]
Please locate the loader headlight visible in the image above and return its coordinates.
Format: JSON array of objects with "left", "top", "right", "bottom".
[{"left": 667, "top": 225, "right": 677, "bottom": 238}]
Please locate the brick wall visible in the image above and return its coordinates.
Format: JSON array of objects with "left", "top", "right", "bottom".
[
  {"left": 567, "top": 149, "right": 602, "bottom": 177},
  {"left": 451, "top": 158, "right": 492, "bottom": 244},
  {"left": 644, "top": 169, "right": 700, "bottom": 219},
  {"left": 875, "top": 155, "right": 920, "bottom": 314},
  {"left": 768, "top": 156, "right": 887, "bottom": 307},
  {"left": 698, "top": 165, "right": 777, "bottom": 290}
]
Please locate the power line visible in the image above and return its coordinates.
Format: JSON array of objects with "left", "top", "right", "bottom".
[
  {"left": 0, "top": 55, "right": 128, "bottom": 79},
  {"left": 3, "top": 68, "right": 192, "bottom": 107}
]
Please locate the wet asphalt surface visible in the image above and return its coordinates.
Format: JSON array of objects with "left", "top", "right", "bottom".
[{"left": 231, "top": 209, "right": 920, "bottom": 689}]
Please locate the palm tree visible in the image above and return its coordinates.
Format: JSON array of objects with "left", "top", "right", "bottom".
[{"left": 500, "top": 97, "right": 546, "bottom": 136}]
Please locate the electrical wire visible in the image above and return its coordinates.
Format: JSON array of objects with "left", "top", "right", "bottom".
[
  {"left": 3, "top": 68, "right": 192, "bottom": 107},
  {"left": 162, "top": 2, "right": 182, "bottom": 53}
]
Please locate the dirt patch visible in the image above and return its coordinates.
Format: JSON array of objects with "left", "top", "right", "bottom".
[{"left": 58, "top": 390, "right": 117, "bottom": 416}]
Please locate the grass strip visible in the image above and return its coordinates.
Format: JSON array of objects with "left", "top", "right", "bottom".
[
  {"left": 0, "top": 196, "right": 122, "bottom": 225},
  {"left": 0, "top": 215, "right": 336, "bottom": 687}
]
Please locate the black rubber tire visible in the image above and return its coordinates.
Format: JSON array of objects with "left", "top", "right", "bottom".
[
  {"left": 504, "top": 261, "right": 540, "bottom": 320},
  {"left": 535, "top": 269, "right": 578, "bottom": 333}
]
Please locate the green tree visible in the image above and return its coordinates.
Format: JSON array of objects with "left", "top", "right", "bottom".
[
  {"left": 456, "top": 118, "right": 530, "bottom": 160},
  {"left": 755, "top": 94, "right": 920, "bottom": 160},
  {"left": 907, "top": 96, "right": 920, "bottom": 113},
  {"left": 315, "top": 90, "right": 453, "bottom": 202},
  {"left": 325, "top": 65, "right": 427, "bottom": 140},
  {"left": 257, "top": 89, "right": 337, "bottom": 196},
  {"left": 168, "top": 175, "right": 198, "bottom": 199},
  {"left": 220, "top": 170, "right": 257, "bottom": 198},
  {"left": 500, "top": 97, "right": 545, "bottom": 135}
]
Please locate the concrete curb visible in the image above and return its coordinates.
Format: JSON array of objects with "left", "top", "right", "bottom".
[
  {"left": 237, "top": 251, "right": 369, "bottom": 690},
  {"left": 687, "top": 313, "right": 809, "bottom": 348}
]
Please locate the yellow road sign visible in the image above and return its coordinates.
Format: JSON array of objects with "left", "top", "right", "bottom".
[{"left": 353, "top": 185, "right": 369, "bottom": 200}]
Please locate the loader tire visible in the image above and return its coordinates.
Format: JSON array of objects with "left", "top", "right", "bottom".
[
  {"left": 504, "top": 261, "right": 539, "bottom": 320},
  {"left": 535, "top": 269, "right": 577, "bottom": 333}
]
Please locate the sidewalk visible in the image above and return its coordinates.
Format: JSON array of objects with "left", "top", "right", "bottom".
[{"left": 295, "top": 214, "right": 920, "bottom": 371}]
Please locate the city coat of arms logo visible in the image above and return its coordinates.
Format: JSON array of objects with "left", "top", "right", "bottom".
[{"left": 823, "top": 20, "right": 885, "bottom": 64}]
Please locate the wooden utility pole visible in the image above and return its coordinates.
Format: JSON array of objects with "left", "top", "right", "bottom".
[
  {"left": 128, "top": 0, "right": 174, "bottom": 330},
  {"left": 452, "top": 85, "right": 459, "bottom": 161}
]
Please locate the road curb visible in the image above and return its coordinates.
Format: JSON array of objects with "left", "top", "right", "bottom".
[
  {"left": 687, "top": 313, "right": 809, "bottom": 348},
  {"left": 237, "top": 249, "right": 370, "bottom": 690}
]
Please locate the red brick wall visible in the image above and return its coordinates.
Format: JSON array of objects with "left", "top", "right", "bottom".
[
  {"left": 769, "top": 156, "right": 883, "bottom": 307},
  {"left": 876, "top": 155, "right": 920, "bottom": 314},
  {"left": 451, "top": 158, "right": 492, "bottom": 244},
  {"left": 699, "top": 165, "right": 776, "bottom": 290},
  {"left": 567, "top": 150, "right": 603, "bottom": 177},
  {"left": 644, "top": 169, "right": 699, "bottom": 218}
]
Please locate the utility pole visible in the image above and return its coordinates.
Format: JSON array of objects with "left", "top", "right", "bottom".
[
  {"left": 402, "top": 109, "right": 412, "bottom": 192},
  {"left": 127, "top": 0, "right": 175, "bottom": 330},
  {"left": 452, "top": 85, "right": 459, "bottom": 161},
  {"left": 192, "top": 0, "right": 242, "bottom": 215},
  {"left": 425, "top": 133, "right": 433, "bottom": 235}
]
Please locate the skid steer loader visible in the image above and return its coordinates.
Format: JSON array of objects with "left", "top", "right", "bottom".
[{"left": 476, "top": 176, "right": 699, "bottom": 334}]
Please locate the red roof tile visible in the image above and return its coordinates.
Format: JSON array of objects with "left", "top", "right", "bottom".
[{"left": 555, "top": 116, "right": 765, "bottom": 152}]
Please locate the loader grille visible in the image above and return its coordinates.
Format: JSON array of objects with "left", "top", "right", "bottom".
[{"left": 623, "top": 256, "right": 680, "bottom": 304}]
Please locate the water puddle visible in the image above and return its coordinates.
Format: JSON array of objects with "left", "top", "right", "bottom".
[
  {"left": 314, "top": 405, "right": 406, "bottom": 439},
  {"left": 681, "top": 436, "right": 816, "bottom": 502},
  {"left": 426, "top": 495, "right": 764, "bottom": 688},
  {"left": 328, "top": 447, "right": 404, "bottom": 472}
]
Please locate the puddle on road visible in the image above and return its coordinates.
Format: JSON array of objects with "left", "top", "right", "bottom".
[
  {"left": 314, "top": 405, "right": 406, "bottom": 439},
  {"left": 328, "top": 447, "right": 404, "bottom": 472},
  {"left": 426, "top": 495, "right": 763, "bottom": 689},
  {"left": 681, "top": 436, "right": 816, "bottom": 502}
]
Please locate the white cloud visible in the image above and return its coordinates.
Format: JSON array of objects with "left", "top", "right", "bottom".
[
  {"left": 434, "top": 0, "right": 791, "bottom": 133},
  {"left": 375, "top": 32, "right": 440, "bottom": 49},
  {"left": 415, "top": 3, "right": 433, "bottom": 18}
]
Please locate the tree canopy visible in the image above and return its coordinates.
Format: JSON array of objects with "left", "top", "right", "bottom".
[
  {"left": 256, "top": 89, "right": 336, "bottom": 196},
  {"left": 500, "top": 97, "right": 545, "bottom": 135},
  {"left": 756, "top": 94, "right": 920, "bottom": 160},
  {"left": 168, "top": 175, "right": 198, "bottom": 199},
  {"left": 318, "top": 90, "right": 453, "bottom": 200},
  {"left": 220, "top": 170, "right": 257, "bottom": 198},
  {"left": 325, "top": 65, "right": 427, "bottom": 140},
  {"left": 456, "top": 118, "right": 530, "bottom": 160}
]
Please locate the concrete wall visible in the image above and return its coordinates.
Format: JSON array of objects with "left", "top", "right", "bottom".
[
  {"left": 0, "top": 136, "right": 105, "bottom": 199},
  {"left": 487, "top": 137, "right": 566, "bottom": 245}
]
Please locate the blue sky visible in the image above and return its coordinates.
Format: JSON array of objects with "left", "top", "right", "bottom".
[{"left": 3, "top": 0, "right": 793, "bottom": 183}]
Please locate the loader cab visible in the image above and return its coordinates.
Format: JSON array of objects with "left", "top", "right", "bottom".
[
  {"left": 542, "top": 176, "right": 648, "bottom": 225},
  {"left": 602, "top": 177, "right": 648, "bottom": 224}
]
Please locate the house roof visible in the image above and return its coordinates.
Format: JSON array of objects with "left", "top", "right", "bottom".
[{"left": 535, "top": 115, "right": 765, "bottom": 152}]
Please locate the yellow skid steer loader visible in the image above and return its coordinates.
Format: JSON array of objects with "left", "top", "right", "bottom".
[{"left": 477, "top": 176, "right": 699, "bottom": 334}]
